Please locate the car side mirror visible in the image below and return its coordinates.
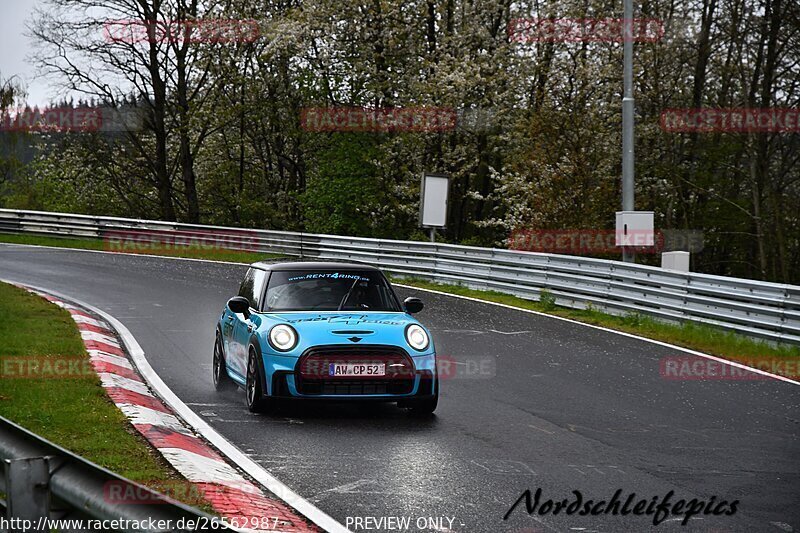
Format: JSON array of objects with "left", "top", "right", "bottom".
[
  {"left": 227, "top": 296, "right": 251, "bottom": 318},
  {"left": 404, "top": 297, "right": 424, "bottom": 314}
]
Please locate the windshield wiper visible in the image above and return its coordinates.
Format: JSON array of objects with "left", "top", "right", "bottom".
[{"left": 337, "top": 278, "right": 361, "bottom": 311}]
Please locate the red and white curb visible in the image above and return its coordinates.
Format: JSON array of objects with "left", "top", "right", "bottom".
[{"left": 15, "top": 284, "right": 344, "bottom": 533}]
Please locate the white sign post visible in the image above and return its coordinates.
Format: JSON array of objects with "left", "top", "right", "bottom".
[{"left": 420, "top": 173, "right": 450, "bottom": 242}]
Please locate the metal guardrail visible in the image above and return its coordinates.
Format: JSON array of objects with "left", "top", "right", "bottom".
[
  {"left": 1, "top": 208, "right": 798, "bottom": 345},
  {"left": 0, "top": 416, "right": 227, "bottom": 532}
]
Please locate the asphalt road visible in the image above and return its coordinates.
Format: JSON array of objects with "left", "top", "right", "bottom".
[{"left": 1, "top": 244, "right": 798, "bottom": 533}]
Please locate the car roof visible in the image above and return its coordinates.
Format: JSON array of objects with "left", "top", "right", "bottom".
[{"left": 250, "top": 261, "right": 382, "bottom": 272}]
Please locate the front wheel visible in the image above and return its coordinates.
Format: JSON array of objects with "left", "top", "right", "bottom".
[
  {"left": 213, "top": 332, "right": 234, "bottom": 391},
  {"left": 246, "top": 346, "right": 275, "bottom": 413}
]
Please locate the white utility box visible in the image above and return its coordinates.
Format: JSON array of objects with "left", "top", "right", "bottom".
[
  {"left": 615, "top": 211, "right": 655, "bottom": 247},
  {"left": 662, "top": 251, "right": 690, "bottom": 272}
]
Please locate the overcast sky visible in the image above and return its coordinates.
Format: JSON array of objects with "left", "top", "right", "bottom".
[{"left": 0, "top": 0, "right": 56, "bottom": 106}]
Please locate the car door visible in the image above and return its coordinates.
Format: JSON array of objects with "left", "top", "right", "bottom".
[
  {"left": 221, "top": 306, "right": 237, "bottom": 369},
  {"left": 229, "top": 268, "right": 267, "bottom": 378}
]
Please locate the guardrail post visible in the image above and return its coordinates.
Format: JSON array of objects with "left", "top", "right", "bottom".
[{"left": 5, "top": 457, "right": 51, "bottom": 530}]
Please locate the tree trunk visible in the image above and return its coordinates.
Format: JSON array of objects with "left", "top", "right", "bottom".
[{"left": 144, "top": 2, "right": 176, "bottom": 221}]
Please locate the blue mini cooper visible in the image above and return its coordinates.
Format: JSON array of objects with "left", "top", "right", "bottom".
[{"left": 214, "top": 262, "right": 438, "bottom": 414}]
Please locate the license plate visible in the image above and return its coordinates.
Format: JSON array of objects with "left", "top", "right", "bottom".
[{"left": 328, "top": 363, "right": 386, "bottom": 377}]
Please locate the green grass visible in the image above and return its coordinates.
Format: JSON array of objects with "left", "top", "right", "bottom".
[
  {"left": 393, "top": 277, "right": 800, "bottom": 373},
  {"left": 0, "top": 232, "right": 282, "bottom": 264},
  {"left": 0, "top": 282, "right": 207, "bottom": 504}
]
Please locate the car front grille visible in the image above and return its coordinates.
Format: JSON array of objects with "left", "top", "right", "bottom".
[{"left": 295, "top": 345, "right": 415, "bottom": 395}]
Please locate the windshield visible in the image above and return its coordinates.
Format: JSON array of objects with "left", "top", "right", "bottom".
[{"left": 263, "top": 270, "right": 401, "bottom": 312}]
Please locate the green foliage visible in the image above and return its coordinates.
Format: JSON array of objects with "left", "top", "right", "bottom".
[
  {"left": 538, "top": 289, "right": 557, "bottom": 311},
  {"left": 408, "top": 230, "right": 433, "bottom": 242},
  {"left": 459, "top": 235, "right": 495, "bottom": 247},
  {"left": 301, "top": 135, "right": 389, "bottom": 237},
  {"left": 621, "top": 313, "right": 647, "bottom": 328},
  {"left": 4, "top": 134, "right": 143, "bottom": 217}
]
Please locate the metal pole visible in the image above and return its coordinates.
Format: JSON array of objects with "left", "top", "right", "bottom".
[
  {"left": 430, "top": 228, "right": 436, "bottom": 243},
  {"left": 622, "top": 0, "right": 635, "bottom": 263},
  {"left": 5, "top": 457, "right": 51, "bottom": 531}
]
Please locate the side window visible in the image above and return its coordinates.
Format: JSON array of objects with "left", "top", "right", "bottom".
[
  {"left": 239, "top": 268, "right": 267, "bottom": 309},
  {"left": 252, "top": 269, "right": 268, "bottom": 309}
]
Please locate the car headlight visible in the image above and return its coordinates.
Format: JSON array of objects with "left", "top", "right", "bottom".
[
  {"left": 405, "top": 324, "right": 429, "bottom": 351},
  {"left": 269, "top": 324, "right": 298, "bottom": 352}
]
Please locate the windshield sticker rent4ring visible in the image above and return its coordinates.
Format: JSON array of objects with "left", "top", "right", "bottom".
[{"left": 287, "top": 272, "right": 368, "bottom": 282}]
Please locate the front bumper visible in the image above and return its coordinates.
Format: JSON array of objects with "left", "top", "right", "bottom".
[{"left": 262, "top": 345, "right": 437, "bottom": 400}]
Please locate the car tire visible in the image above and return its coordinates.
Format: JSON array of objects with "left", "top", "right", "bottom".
[
  {"left": 213, "top": 331, "right": 234, "bottom": 391},
  {"left": 246, "top": 345, "right": 275, "bottom": 414}
]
